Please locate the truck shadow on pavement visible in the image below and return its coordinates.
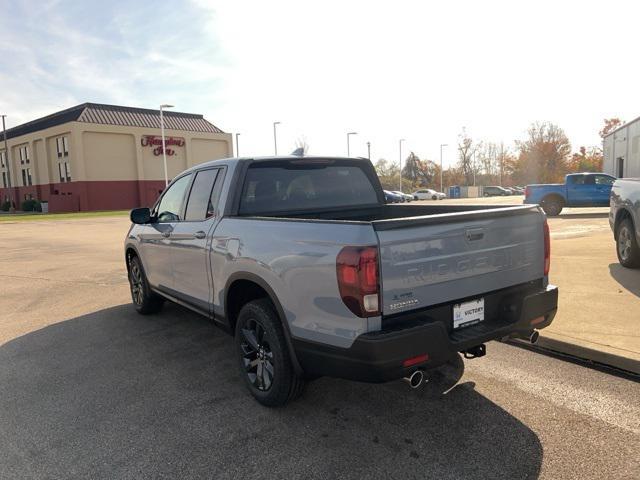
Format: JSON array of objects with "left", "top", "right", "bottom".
[
  {"left": 609, "top": 263, "right": 640, "bottom": 298},
  {"left": 0, "top": 303, "right": 543, "bottom": 480}
]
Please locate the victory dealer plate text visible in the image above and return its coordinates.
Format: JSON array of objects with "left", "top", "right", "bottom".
[{"left": 453, "top": 298, "right": 485, "bottom": 329}]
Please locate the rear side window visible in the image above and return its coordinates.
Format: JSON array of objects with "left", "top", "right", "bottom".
[
  {"left": 156, "top": 174, "right": 192, "bottom": 222},
  {"left": 238, "top": 163, "right": 379, "bottom": 215},
  {"left": 184, "top": 169, "right": 221, "bottom": 221},
  {"left": 570, "top": 175, "right": 585, "bottom": 185}
]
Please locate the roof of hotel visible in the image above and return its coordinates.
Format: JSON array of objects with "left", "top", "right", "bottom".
[{"left": 1, "top": 103, "right": 225, "bottom": 140}]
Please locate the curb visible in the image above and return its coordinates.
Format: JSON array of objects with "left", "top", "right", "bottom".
[{"left": 510, "top": 336, "right": 640, "bottom": 376}]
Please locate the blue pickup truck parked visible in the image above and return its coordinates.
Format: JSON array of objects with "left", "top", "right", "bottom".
[{"left": 524, "top": 172, "right": 616, "bottom": 216}]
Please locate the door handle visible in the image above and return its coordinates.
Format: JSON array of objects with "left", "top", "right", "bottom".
[
  {"left": 161, "top": 231, "right": 171, "bottom": 238},
  {"left": 194, "top": 231, "right": 206, "bottom": 239}
]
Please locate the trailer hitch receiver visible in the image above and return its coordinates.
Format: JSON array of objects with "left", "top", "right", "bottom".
[{"left": 463, "top": 344, "right": 486, "bottom": 359}]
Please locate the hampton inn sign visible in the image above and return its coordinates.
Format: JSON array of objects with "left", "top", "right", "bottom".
[{"left": 140, "top": 135, "right": 185, "bottom": 156}]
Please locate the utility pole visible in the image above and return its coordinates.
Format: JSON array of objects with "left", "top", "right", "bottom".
[
  {"left": 159, "top": 104, "right": 174, "bottom": 187},
  {"left": 473, "top": 150, "right": 476, "bottom": 186},
  {"left": 399, "top": 139, "right": 405, "bottom": 191},
  {"left": 439, "top": 144, "right": 448, "bottom": 193},
  {"left": 366, "top": 141, "right": 371, "bottom": 160},
  {"left": 1, "top": 115, "right": 14, "bottom": 211},
  {"left": 235, "top": 133, "right": 240, "bottom": 157},
  {"left": 346, "top": 132, "right": 357, "bottom": 157},
  {"left": 499, "top": 142, "right": 504, "bottom": 186},
  {"left": 273, "top": 121, "right": 281, "bottom": 155}
]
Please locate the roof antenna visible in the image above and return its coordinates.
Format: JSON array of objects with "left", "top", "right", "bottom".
[{"left": 291, "top": 147, "right": 305, "bottom": 157}]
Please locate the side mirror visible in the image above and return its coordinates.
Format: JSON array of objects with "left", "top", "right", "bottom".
[{"left": 130, "top": 207, "right": 151, "bottom": 224}]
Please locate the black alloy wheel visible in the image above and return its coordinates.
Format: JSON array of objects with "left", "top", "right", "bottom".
[
  {"left": 128, "top": 255, "right": 164, "bottom": 314},
  {"left": 235, "top": 299, "right": 305, "bottom": 406},
  {"left": 240, "top": 318, "right": 275, "bottom": 391},
  {"left": 130, "top": 261, "right": 144, "bottom": 306}
]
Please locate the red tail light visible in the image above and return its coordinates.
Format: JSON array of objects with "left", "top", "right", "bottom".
[
  {"left": 543, "top": 219, "right": 550, "bottom": 275},
  {"left": 336, "top": 246, "right": 380, "bottom": 317},
  {"left": 525, "top": 186, "right": 531, "bottom": 198}
]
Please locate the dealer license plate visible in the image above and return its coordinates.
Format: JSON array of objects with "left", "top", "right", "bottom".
[{"left": 453, "top": 298, "right": 485, "bottom": 329}]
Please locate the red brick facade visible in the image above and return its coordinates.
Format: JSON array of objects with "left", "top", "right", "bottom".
[{"left": 1, "top": 180, "right": 166, "bottom": 212}]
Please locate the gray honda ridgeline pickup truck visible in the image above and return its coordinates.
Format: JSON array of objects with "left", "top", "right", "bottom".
[
  {"left": 125, "top": 155, "right": 558, "bottom": 406},
  {"left": 610, "top": 177, "right": 640, "bottom": 268}
]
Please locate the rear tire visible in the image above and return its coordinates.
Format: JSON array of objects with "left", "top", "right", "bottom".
[
  {"left": 541, "top": 197, "right": 563, "bottom": 216},
  {"left": 128, "top": 255, "right": 164, "bottom": 314},
  {"left": 616, "top": 218, "right": 640, "bottom": 268},
  {"left": 235, "top": 299, "right": 305, "bottom": 407}
]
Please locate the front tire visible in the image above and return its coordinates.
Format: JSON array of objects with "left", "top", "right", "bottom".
[
  {"left": 235, "top": 299, "right": 305, "bottom": 407},
  {"left": 128, "top": 255, "right": 164, "bottom": 314},
  {"left": 616, "top": 219, "right": 640, "bottom": 268}
]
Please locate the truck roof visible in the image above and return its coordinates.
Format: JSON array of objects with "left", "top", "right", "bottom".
[{"left": 189, "top": 155, "right": 372, "bottom": 171}]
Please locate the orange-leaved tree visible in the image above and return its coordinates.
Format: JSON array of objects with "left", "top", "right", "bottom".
[{"left": 513, "top": 122, "right": 571, "bottom": 184}]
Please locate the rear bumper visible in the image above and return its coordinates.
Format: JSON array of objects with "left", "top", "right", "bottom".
[{"left": 294, "top": 284, "right": 558, "bottom": 383}]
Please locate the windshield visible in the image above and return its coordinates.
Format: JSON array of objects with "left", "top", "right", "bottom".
[{"left": 239, "top": 162, "right": 379, "bottom": 215}]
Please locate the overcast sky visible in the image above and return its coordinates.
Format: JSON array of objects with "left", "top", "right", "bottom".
[{"left": 1, "top": 0, "right": 639, "bottom": 168}]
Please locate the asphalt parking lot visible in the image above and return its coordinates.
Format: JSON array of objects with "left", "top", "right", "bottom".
[{"left": 1, "top": 205, "right": 639, "bottom": 479}]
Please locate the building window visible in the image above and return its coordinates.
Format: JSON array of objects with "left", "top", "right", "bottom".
[
  {"left": 21, "top": 167, "right": 32, "bottom": 186},
  {"left": 0, "top": 150, "right": 5, "bottom": 168},
  {"left": 19, "top": 146, "right": 30, "bottom": 165},
  {"left": 58, "top": 161, "right": 72, "bottom": 182},
  {"left": 56, "top": 137, "right": 69, "bottom": 158},
  {"left": 2, "top": 171, "right": 7, "bottom": 188}
]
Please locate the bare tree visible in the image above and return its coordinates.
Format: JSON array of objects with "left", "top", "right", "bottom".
[{"left": 457, "top": 128, "right": 479, "bottom": 185}]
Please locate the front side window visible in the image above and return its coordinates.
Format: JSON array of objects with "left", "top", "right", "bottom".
[
  {"left": 184, "top": 168, "right": 221, "bottom": 221},
  {"left": 595, "top": 175, "right": 615, "bottom": 186},
  {"left": 156, "top": 174, "right": 192, "bottom": 222}
]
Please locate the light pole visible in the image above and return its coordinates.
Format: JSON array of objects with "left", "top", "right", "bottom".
[
  {"left": 346, "top": 132, "right": 357, "bottom": 157},
  {"left": 366, "top": 141, "right": 371, "bottom": 160},
  {"left": 472, "top": 150, "right": 476, "bottom": 186},
  {"left": 235, "top": 133, "right": 241, "bottom": 157},
  {"left": 439, "top": 143, "right": 448, "bottom": 194},
  {"left": 159, "top": 104, "right": 174, "bottom": 186},
  {"left": 273, "top": 121, "right": 281, "bottom": 155},
  {"left": 399, "top": 138, "right": 405, "bottom": 191},
  {"left": 1, "top": 115, "right": 14, "bottom": 210}
]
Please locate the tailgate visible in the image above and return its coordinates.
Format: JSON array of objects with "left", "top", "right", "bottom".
[{"left": 373, "top": 206, "right": 545, "bottom": 315}]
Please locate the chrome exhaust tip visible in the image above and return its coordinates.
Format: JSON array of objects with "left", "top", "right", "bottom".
[
  {"left": 529, "top": 330, "right": 539, "bottom": 344},
  {"left": 403, "top": 370, "right": 424, "bottom": 389}
]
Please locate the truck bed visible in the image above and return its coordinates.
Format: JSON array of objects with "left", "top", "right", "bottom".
[
  {"left": 239, "top": 203, "right": 545, "bottom": 316},
  {"left": 241, "top": 203, "right": 536, "bottom": 224}
]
